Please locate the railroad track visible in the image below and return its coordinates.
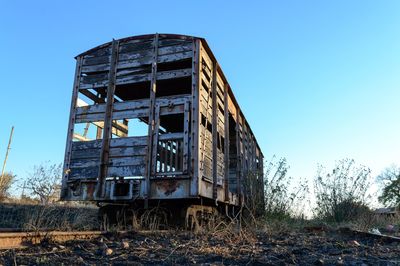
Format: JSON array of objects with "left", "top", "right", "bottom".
[
  {"left": 0, "top": 231, "right": 104, "bottom": 249},
  {"left": 1, "top": 227, "right": 398, "bottom": 250}
]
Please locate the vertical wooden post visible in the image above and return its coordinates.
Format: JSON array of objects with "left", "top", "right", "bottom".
[
  {"left": 212, "top": 62, "right": 218, "bottom": 200},
  {"left": 190, "top": 39, "right": 201, "bottom": 196},
  {"left": 151, "top": 104, "right": 160, "bottom": 174},
  {"left": 223, "top": 85, "right": 230, "bottom": 202},
  {"left": 97, "top": 39, "right": 119, "bottom": 199},
  {"left": 236, "top": 112, "right": 242, "bottom": 205},
  {"left": 259, "top": 155, "right": 265, "bottom": 209},
  {"left": 61, "top": 57, "right": 82, "bottom": 199},
  {"left": 144, "top": 33, "right": 159, "bottom": 208},
  {"left": 183, "top": 101, "right": 189, "bottom": 173}
]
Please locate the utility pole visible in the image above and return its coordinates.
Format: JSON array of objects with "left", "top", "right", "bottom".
[{"left": 1, "top": 126, "right": 14, "bottom": 181}]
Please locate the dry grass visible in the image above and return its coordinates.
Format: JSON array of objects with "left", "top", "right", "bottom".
[
  {"left": 352, "top": 212, "right": 400, "bottom": 233},
  {"left": 0, "top": 203, "right": 98, "bottom": 231}
]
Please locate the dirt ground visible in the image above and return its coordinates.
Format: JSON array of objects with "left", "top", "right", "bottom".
[{"left": 1, "top": 229, "right": 399, "bottom": 265}]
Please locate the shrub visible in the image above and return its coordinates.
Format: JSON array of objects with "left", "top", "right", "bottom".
[
  {"left": 0, "top": 172, "right": 15, "bottom": 201},
  {"left": 314, "top": 158, "right": 371, "bottom": 223},
  {"left": 244, "top": 156, "right": 308, "bottom": 219},
  {"left": 25, "top": 162, "right": 62, "bottom": 204}
]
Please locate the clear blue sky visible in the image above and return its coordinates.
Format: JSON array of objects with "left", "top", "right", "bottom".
[{"left": 1, "top": 1, "right": 399, "bottom": 192}]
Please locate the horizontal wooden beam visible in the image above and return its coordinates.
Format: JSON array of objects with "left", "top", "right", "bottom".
[{"left": 80, "top": 68, "right": 192, "bottom": 89}]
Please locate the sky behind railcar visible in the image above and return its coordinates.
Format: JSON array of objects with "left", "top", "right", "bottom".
[{"left": 0, "top": 1, "right": 399, "bottom": 198}]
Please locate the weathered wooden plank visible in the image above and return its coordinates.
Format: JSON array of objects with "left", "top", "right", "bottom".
[
  {"left": 70, "top": 158, "right": 99, "bottom": 168},
  {"left": 228, "top": 95, "right": 237, "bottom": 122},
  {"left": 119, "top": 40, "right": 153, "bottom": 54},
  {"left": 217, "top": 124, "right": 225, "bottom": 135},
  {"left": 191, "top": 39, "right": 201, "bottom": 196},
  {"left": 80, "top": 68, "right": 192, "bottom": 89},
  {"left": 97, "top": 39, "right": 120, "bottom": 198},
  {"left": 201, "top": 73, "right": 212, "bottom": 89},
  {"left": 158, "top": 43, "right": 193, "bottom": 55},
  {"left": 117, "top": 50, "right": 192, "bottom": 70},
  {"left": 71, "top": 145, "right": 147, "bottom": 160},
  {"left": 157, "top": 95, "right": 190, "bottom": 106},
  {"left": 81, "top": 64, "right": 110, "bottom": 73},
  {"left": 82, "top": 55, "right": 111, "bottom": 66},
  {"left": 108, "top": 165, "right": 145, "bottom": 177},
  {"left": 117, "top": 55, "right": 153, "bottom": 69},
  {"left": 212, "top": 61, "right": 218, "bottom": 198},
  {"left": 112, "top": 109, "right": 149, "bottom": 120},
  {"left": 62, "top": 57, "right": 83, "bottom": 197},
  {"left": 183, "top": 101, "right": 189, "bottom": 173},
  {"left": 119, "top": 43, "right": 192, "bottom": 61},
  {"left": 109, "top": 146, "right": 147, "bottom": 157},
  {"left": 134, "top": 68, "right": 192, "bottom": 83},
  {"left": 151, "top": 105, "right": 160, "bottom": 175},
  {"left": 158, "top": 51, "right": 192, "bottom": 63},
  {"left": 76, "top": 108, "right": 149, "bottom": 123},
  {"left": 236, "top": 111, "right": 242, "bottom": 199},
  {"left": 168, "top": 141, "right": 173, "bottom": 171},
  {"left": 80, "top": 69, "right": 189, "bottom": 89},
  {"left": 117, "top": 66, "right": 151, "bottom": 77},
  {"left": 158, "top": 132, "right": 184, "bottom": 141},
  {"left": 71, "top": 155, "right": 147, "bottom": 169},
  {"left": 84, "top": 47, "right": 111, "bottom": 58},
  {"left": 71, "top": 136, "right": 147, "bottom": 151},
  {"left": 158, "top": 38, "right": 192, "bottom": 47},
  {"left": 201, "top": 51, "right": 213, "bottom": 76},
  {"left": 144, "top": 34, "right": 159, "bottom": 205},
  {"left": 162, "top": 142, "right": 168, "bottom": 172},
  {"left": 76, "top": 99, "right": 150, "bottom": 116},
  {"left": 216, "top": 85, "right": 224, "bottom": 103},
  {"left": 174, "top": 141, "right": 179, "bottom": 171},
  {"left": 109, "top": 156, "right": 146, "bottom": 167},
  {"left": 69, "top": 166, "right": 99, "bottom": 179},
  {"left": 71, "top": 148, "right": 100, "bottom": 160},
  {"left": 118, "top": 50, "right": 152, "bottom": 62},
  {"left": 72, "top": 139, "right": 101, "bottom": 150},
  {"left": 110, "top": 136, "right": 147, "bottom": 147},
  {"left": 80, "top": 77, "right": 108, "bottom": 89},
  {"left": 217, "top": 110, "right": 225, "bottom": 124},
  {"left": 159, "top": 104, "right": 185, "bottom": 115}
]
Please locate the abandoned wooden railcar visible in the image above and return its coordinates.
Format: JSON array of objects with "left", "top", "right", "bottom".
[{"left": 61, "top": 33, "right": 264, "bottom": 212}]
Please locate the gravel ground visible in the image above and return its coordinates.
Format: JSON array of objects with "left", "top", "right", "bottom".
[{"left": 0, "top": 229, "right": 399, "bottom": 265}]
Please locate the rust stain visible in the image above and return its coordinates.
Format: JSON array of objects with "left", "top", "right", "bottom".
[
  {"left": 86, "top": 183, "right": 95, "bottom": 199},
  {"left": 157, "top": 180, "right": 180, "bottom": 196}
]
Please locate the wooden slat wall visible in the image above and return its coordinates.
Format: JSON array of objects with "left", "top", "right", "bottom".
[
  {"left": 66, "top": 35, "right": 195, "bottom": 187},
  {"left": 79, "top": 37, "right": 193, "bottom": 90},
  {"left": 69, "top": 136, "right": 148, "bottom": 179},
  {"left": 75, "top": 96, "right": 189, "bottom": 123}
]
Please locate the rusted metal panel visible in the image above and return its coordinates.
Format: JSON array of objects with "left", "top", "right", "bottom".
[{"left": 150, "top": 179, "right": 189, "bottom": 198}]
